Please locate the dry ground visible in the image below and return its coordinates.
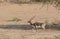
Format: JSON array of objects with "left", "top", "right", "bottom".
[
  {"left": 0, "top": 28, "right": 60, "bottom": 39},
  {"left": 0, "top": 3, "right": 60, "bottom": 39}
]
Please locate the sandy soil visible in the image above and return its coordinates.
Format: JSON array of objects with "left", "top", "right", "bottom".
[
  {"left": 0, "top": 3, "right": 60, "bottom": 24},
  {"left": 0, "top": 3, "right": 60, "bottom": 39},
  {"left": 0, "top": 29, "right": 60, "bottom": 39}
]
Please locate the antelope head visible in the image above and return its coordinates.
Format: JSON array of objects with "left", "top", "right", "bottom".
[{"left": 28, "top": 16, "right": 35, "bottom": 24}]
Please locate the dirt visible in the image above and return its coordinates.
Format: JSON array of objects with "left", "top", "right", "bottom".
[{"left": 0, "top": 3, "right": 60, "bottom": 39}]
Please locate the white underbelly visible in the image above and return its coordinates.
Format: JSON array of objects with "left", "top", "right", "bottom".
[{"left": 36, "top": 26, "right": 41, "bottom": 28}]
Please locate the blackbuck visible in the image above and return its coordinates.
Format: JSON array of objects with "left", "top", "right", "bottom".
[{"left": 27, "top": 16, "right": 46, "bottom": 30}]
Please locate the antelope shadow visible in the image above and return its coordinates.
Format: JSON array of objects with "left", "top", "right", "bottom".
[
  {"left": 46, "top": 24, "right": 60, "bottom": 30},
  {"left": 0, "top": 24, "right": 33, "bottom": 30},
  {"left": 0, "top": 24, "right": 60, "bottom": 30}
]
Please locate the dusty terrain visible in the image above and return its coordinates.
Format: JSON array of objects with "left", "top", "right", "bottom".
[{"left": 0, "top": 3, "right": 60, "bottom": 39}]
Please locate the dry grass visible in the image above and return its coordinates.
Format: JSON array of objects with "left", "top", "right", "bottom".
[{"left": 0, "top": 3, "right": 60, "bottom": 39}]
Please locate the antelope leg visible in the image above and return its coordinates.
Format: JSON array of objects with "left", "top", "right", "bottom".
[{"left": 42, "top": 24, "right": 46, "bottom": 30}]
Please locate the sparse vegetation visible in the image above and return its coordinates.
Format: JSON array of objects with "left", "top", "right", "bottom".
[
  {"left": 36, "top": 35, "right": 60, "bottom": 39},
  {"left": 6, "top": 17, "right": 22, "bottom": 24},
  {"left": 54, "top": 35, "right": 60, "bottom": 39},
  {"left": 6, "top": 17, "right": 22, "bottom": 22},
  {"left": 44, "top": 37, "right": 53, "bottom": 39},
  {"left": 12, "top": 0, "right": 60, "bottom": 9},
  {"left": 0, "top": 0, "right": 59, "bottom": 10},
  {"left": 0, "top": 0, "right": 60, "bottom": 39}
]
